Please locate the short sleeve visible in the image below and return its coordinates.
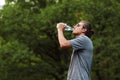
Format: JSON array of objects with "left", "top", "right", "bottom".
[{"left": 69, "top": 36, "right": 85, "bottom": 51}]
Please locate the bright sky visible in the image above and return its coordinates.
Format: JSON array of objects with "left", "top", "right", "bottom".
[{"left": 0, "top": 0, "right": 5, "bottom": 6}]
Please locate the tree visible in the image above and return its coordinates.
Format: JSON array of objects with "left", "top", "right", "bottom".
[{"left": 0, "top": 0, "right": 120, "bottom": 80}]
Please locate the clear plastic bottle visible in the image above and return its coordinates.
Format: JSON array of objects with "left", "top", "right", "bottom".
[{"left": 64, "top": 25, "right": 73, "bottom": 31}]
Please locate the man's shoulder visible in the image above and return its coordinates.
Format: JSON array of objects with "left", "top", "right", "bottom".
[
  {"left": 78, "top": 35, "right": 93, "bottom": 45},
  {"left": 78, "top": 35, "right": 90, "bottom": 41}
]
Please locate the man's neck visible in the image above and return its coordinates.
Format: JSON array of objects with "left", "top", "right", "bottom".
[{"left": 75, "top": 33, "right": 85, "bottom": 38}]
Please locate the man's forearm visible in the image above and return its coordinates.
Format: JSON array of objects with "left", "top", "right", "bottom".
[{"left": 57, "top": 29, "right": 71, "bottom": 48}]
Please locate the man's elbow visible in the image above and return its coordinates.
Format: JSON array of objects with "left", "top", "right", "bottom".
[
  {"left": 60, "top": 44, "right": 66, "bottom": 48},
  {"left": 59, "top": 43, "right": 71, "bottom": 49}
]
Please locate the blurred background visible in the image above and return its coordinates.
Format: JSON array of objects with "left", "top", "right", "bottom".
[{"left": 0, "top": 0, "right": 120, "bottom": 80}]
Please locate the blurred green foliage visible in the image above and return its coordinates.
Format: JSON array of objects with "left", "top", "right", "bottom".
[{"left": 0, "top": 0, "right": 120, "bottom": 80}]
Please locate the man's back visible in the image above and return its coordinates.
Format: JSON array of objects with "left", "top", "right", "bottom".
[{"left": 67, "top": 35, "right": 93, "bottom": 80}]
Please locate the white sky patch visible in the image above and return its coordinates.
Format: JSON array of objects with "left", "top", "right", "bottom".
[{"left": 0, "top": 0, "right": 5, "bottom": 6}]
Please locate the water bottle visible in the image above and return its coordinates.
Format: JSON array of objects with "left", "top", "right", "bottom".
[
  {"left": 56, "top": 23, "right": 73, "bottom": 31},
  {"left": 64, "top": 25, "right": 73, "bottom": 31}
]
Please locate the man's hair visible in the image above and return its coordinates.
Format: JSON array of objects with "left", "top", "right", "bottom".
[{"left": 81, "top": 21, "right": 94, "bottom": 38}]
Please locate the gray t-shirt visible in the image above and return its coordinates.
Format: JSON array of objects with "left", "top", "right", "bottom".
[{"left": 67, "top": 35, "right": 93, "bottom": 80}]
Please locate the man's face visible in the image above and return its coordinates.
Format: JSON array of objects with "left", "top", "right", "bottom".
[{"left": 72, "top": 22, "right": 86, "bottom": 35}]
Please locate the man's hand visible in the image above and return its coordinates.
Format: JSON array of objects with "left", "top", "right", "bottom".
[{"left": 57, "top": 23, "right": 67, "bottom": 31}]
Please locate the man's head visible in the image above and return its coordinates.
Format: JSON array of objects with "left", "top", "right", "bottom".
[{"left": 73, "top": 21, "right": 94, "bottom": 38}]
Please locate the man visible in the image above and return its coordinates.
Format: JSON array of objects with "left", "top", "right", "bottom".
[{"left": 57, "top": 21, "right": 94, "bottom": 80}]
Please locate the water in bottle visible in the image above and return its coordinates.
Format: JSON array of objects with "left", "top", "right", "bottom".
[{"left": 64, "top": 26, "right": 73, "bottom": 31}]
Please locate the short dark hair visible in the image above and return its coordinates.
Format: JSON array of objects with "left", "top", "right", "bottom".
[{"left": 81, "top": 21, "right": 94, "bottom": 38}]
